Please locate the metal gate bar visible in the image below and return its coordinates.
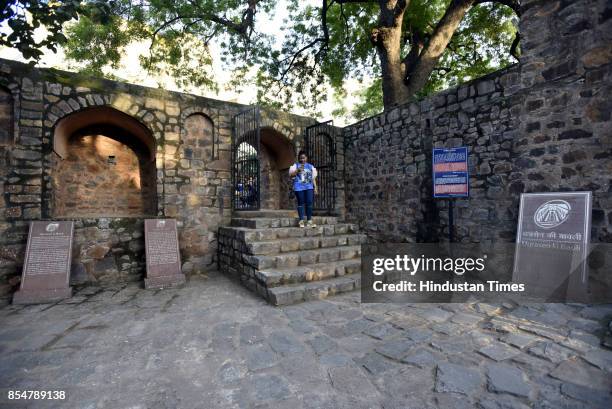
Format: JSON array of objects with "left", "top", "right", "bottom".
[
  {"left": 232, "top": 106, "right": 261, "bottom": 210},
  {"left": 304, "top": 121, "right": 336, "bottom": 212}
]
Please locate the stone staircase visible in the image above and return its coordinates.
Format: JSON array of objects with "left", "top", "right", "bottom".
[{"left": 218, "top": 210, "right": 364, "bottom": 305}]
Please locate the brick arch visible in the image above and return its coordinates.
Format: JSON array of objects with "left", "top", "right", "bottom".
[
  {"left": 45, "top": 94, "right": 165, "bottom": 148},
  {"left": 258, "top": 113, "right": 298, "bottom": 142},
  {"left": 52, "top": 106, "right": 156, "bottom": 161}
]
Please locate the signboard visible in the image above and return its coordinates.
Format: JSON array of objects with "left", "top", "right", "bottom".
[
  {"left": 433, "top": 147, "right": 469, "bottom": 198},
  {"left": 513, "top": 192, "right": 592, "bottom": 302},
  {"left": 13, "top": 221, "right": 74, "bottom": 304},
  {"left": 144, "top": 219, "right": 185, "bottom": 289}
]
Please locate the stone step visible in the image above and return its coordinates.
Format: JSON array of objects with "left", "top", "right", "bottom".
[
  {"left": 220, "top": 223, "right": 359, "bottom": 242},
  {"left": 246, "top": 234, "right": 365, "bottom": 255},
  {"left": 231, "top": 216, "right": 338, "bottom": 229},
  {"left": 267, "top": 273, "right": 361, "bottom": 306},
  {"left": 255, "top": 257, "right": 362, "bottom": 288},
  {"left": 233, "top": 209, "right": 298, "bottom": 218},
  {"left": 245, "top": 244, "right": 362, "bottom": 270}
]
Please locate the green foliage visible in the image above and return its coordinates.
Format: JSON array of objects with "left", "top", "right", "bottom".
[
  {"left": 0, "top": 1, "right": 112, "bottom": 61},
  {"left": 1, "top": 1, "right": 518, "bottom": 120}
]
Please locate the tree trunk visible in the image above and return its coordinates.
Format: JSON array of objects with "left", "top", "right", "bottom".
[
  {"left": 374, "top": 0, "right": 476, "bottom": 110},
  {"left": 371, "top": 0, "right": 409, "bottom": 109}
]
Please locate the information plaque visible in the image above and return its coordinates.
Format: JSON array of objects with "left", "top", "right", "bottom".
[
  {"left": 144, "top": 219, "right": 186, "bottom": 289},
  {"left": 13, "top": 221, "right": 74, "bottom": 304}
]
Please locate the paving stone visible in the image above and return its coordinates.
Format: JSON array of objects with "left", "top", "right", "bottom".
[
  {"left": 517, "top": 323, "right": 567, "bottom": 342},
  {"left": 218, "top": 360, "right": 247, "bottom": 384},
  {"left": 431, "top": 338, "right": 473, "bottom": 355},
  {"left": 401, "top": 348, "right": 436, "bottom": 368},
  {"left": 268, "top": 331, "right": 304, "bottom": 355},
  {"left": 567, "top": 318, "right": 601, "bottom": 333},
  {"left": 355, "top": 351, "right": 395, "bottom": 375},
  {"left": 374, "top": 338, "right": 415, "bottom": 361},
  {"left": 343, "top": 318, "right": 376, "bottom": 335},
  {"left": 560, "top": 382, "right": 611, "bottom": 408},
  {"left": 308, "top": 335, "right": 338, "bottom": 355},
  {"left": 403, "top": 327, "right": 433, "bottom": 342},
  {"left": 486, "top": 317, "right": 518, "bottom": 334},
  {"left": 328, "top": 365, "right": 379, "bottom": 399},
  {"left": 419, "top": 307, "right": 454, "bottom": 323},
  {"left": 478, "top": 397, "right": 531, "bottom": 409},
  {"left": 288, "top": 319, "right": 315, "bottom": 334},
  {"left": 535, "top": 311, "right": 568, "bottom": 327},
  {"left": 527, "top": 341, "right": 575, "bottom": 363},
  {"left": 550, "top": 358, "right": 610, "bottom": 390},
  {"left": 451, "top": 313, "right": 484, "bottom": 326},
  {"left": 479, "top": 343, "right": 520, "bottom": 361},
  {"left": 435, "top": 362, "right": 482, "bottom": 395},
  {"left": 362, "top": 322, "right": 401, "bottom": 340},
  {"left": 474, "top": 303, "right": 502, "bottom": 316},
  {"left": 566, "top": 329, "right": 601, "bottom": 348},
  {"left": 486, "top": 363, "right": 531, "bottom": 397},
  {"left": 240, "top": 324, "right": 264, "bottom": 345},
  {"left": 251, "top": 374, "right": 291, "bottom": 401},
  {"left": 435, "top": 394, "right": 475, "bottom": 409},
  {"left": 432, "top": 322, "right": 463, "bottom": 335},
  {"left": 319, "top": 353, "right": 353, "bottom": 367},
  {"left": 582, "top": 349, "right": 612, "bottom": 372},
  {"left": 245, "top": 344, "right": 278, "bottom": 371},
  {"left": 503, "top": 333, "right": 541, "bottom": 349}
]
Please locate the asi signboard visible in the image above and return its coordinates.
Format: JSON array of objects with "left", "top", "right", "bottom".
[
  {"left": 513, "top": 192, "right": 592, "bottom": 302},
  {"left": 433, "top": 147, "right": 469, "bottom": 198}
]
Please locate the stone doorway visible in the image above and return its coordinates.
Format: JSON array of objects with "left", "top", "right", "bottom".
[
  {"left": 259, "top": 127, "right": 296, "bottom": 210},
  {"left": 51, "top": 106, "right": 157, "bottom": 218}
]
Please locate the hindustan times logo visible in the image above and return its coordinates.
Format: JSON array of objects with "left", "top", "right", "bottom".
[{"left": 372, "top": 254, "right": 487, "bottom": 276}]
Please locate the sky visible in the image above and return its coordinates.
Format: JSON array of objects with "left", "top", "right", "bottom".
[{"left": 0, "top": 0, "right": 369, "bottom": 126}]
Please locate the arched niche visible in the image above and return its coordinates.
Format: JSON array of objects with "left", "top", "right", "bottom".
[
  {"left": 52, "top": 106, "right": 157, "bottom": 217},
  {"left": 183, "top": 113, "right": 214, "bottom": 159},
  {"left": 54, "top": 106, "right": 155, "bottom": 161},
  {"left": 259, "top": 127, "right": 296, "bottom": 210}
]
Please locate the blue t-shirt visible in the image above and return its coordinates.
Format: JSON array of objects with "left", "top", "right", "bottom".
[{"left": 292, "top": 162, "right": 315, "bottom": 191}]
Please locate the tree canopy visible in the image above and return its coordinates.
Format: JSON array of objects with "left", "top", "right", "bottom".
[{"left": 1, "top": 0, "right": 520, "bottom": 119}]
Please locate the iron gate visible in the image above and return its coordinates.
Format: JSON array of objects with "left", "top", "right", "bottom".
[
  {"left": 304, "top": 121, "right": 336, "bottom": 212},
  {"left": 232, "top": 106, "right": 261, "bottom": 210}
]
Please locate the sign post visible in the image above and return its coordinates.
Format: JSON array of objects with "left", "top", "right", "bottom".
[{"left": 432, "top": 147, "right": 469, "bottom": 243}]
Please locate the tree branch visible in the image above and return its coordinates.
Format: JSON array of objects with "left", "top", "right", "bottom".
[
  {"left": 403, "top": 0, "right": 475, "bottom": 100},
  {"left": 510, "top": 31, "right": 520, "bottom": 59}
]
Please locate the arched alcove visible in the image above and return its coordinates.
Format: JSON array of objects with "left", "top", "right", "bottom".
[
  {"left": 52, "top": 107, "right": 157, "bottom": 217},
  {"left": 259, "top": 128, "right": 295, "bottom": 210},
  {"left": 184, "top": 113, "right": 214, "bottom": 159}
]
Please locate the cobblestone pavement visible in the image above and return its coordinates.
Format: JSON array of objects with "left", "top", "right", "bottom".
[{"left": 1, "top": 272, "right": 611, "bottom": 409}]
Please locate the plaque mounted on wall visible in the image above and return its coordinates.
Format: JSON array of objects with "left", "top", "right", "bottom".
[
  {"left": 512, "top": 191, "right": 592, "bottom": 302},
  {"left": 144, "top": 219, "right": 186, "bottom": 289},
  {"left": 13, "top": 221, "right": 74, "bottom": 304}
]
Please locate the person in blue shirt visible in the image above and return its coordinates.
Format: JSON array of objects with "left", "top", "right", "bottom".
[{"left": 289, "top": 150, "right": 318, "bottom": 227}]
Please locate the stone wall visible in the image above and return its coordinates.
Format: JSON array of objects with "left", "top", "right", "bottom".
[
  {"left": 0, "top": 60, "right": 321, "bottom": 302},
  {"left": 344, "top": 0, "right": 612, "bottom": 244}
]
